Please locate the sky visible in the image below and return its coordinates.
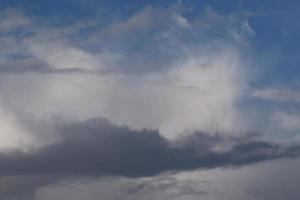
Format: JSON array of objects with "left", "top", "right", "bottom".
[{"left": 0, "top": 0, "right": 300, "bottom": 199}]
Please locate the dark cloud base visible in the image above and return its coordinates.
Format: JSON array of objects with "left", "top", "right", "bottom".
[{"left": 0, "top": 118, "right": 300, "bottom": 178}]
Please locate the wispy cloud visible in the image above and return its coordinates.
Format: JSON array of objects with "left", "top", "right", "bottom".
[
  {"left": 252, "top": 87, "right": 300, "bottom": 103},
  {"left": 273, "top": 111, "right": 300, "bottom": 130}
]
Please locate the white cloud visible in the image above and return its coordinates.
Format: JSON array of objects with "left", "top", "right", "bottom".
[
  {"left": 27, "top": 41, "right": 104, "bottom": 70},
  {"left": 251, "top": 88, "right": 300, "bottom": 103},
  {"left": 273, "top": 111, "right": 300, "bottom": 130},
  {"left": 0, "top": 6, "right": 253, "bottom": 145},
  {"left": 172, "top": 14, "right": 191, "bottom": 29},
  {"left": 0, "top": 45, "right": 247, "bottom": 140},
  {"left": 0, "top": 105, "right": 37, "bottom": 151},
  {"left": 0, "top": 8, "right": 31, "bottom": 32}
]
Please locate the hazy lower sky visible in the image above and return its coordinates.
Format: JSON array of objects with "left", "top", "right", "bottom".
[{"left": 0, "top": 0, "right": 300, "bottom": 199}]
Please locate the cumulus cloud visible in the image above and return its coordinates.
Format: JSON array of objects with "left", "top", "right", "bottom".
[
  {"left": 0, "top": 5, "right": 254, "bottom": 141},
  {"left": 0, "top": 3, "right": 280, "bottom": 200}
]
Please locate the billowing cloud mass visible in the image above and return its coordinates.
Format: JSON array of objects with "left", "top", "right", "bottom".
[
  {"left": 0, "top": 1, "right": 300, "bottom": 200},
  {"left": 0, "top": 4, "right": 252, "bottom": 145}
]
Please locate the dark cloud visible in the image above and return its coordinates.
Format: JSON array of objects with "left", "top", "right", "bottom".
[
  {"left": 0, "top": 175, "right": 59, "bottom": 200},
  {"left": 0, "top": 118, "right": 299, "bottom": 178}
]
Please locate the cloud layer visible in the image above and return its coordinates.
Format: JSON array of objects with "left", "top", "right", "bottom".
[{"left": 0, "top": 118, "right": 299, "bottom": 178}]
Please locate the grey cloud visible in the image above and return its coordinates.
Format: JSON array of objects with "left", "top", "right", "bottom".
[
  {"left": 0, "top": 175, "right": 59, "bottom": 200},
  {"left": 0, "top": 118, "right": 299, "bottom": 178},
  {"left": 123, "top": 176, "right": 208, "bottom": 199}
]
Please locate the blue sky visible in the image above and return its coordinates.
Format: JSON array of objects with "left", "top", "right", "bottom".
[{"left": 2, "top": 0, "right": 299, "bottom": 84}]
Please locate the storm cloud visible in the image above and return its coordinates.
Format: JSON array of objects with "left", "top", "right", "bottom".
[{"left": 0, "top": 118, "right": 299, "bottom": 178}]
